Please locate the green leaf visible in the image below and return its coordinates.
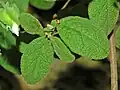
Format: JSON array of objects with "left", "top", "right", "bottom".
[
  {"left": 50, "top": 36, "right": 75, "bottom": 62},
  {"left": 58, "top": 16, "right": 109, "bottom": 59},
  {"left": 19, "top": 42, "right": 28, "bottom": 53},
  {"left": 0, "top": 8, "right": 13, "bottom": 26},
  {"left": 43, "top": 24, "right": 54, "bottom": 32},
  {"left": 30, "top": 0, "right": 56, "bottom": 10},
  {"left": 51, "top": 20, "right": 57, "bottom": 27},
  {"left": 8, "top": 0, "right": 29, "bottom": 12},
  {"left": 88, "top": 0, "right": 119, "bottom": 35},
  {"left": 0, "top": 25, "right": 16, "bottom": 49},
  {"left": 115, "top": 26, "right": 120, "bottom": 49},
  {"left": 0, "top": 56, "right": 19, "bottom": 74},
  {"left": 21, "top": 37, "right": 54, "bottom": 84},
  {"left": 5, "top": 3, "right": 20, "bottom": 25},
  {"left": 19, "top": 13, "right": 44, "bottom": 36}
]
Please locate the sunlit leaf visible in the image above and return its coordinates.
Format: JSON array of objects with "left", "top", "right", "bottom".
[
  {"left": 19, "top": 13, "right": 44, "bottom": 36},
  {"left": 88, "top": 0, "right": 119, "bottom": 35},
  {"left": 58, "top": 16, "right": 109, "bottom": 59}
]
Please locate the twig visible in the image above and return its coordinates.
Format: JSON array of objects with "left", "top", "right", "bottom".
[
  {"left": 108, "top": 30, "right": 118, "bottom": 90},
  {"left": 61, "top": 0, "right": 71, "bottom": 10},
  {"left": 53, "top": 0, "right": 71, "bottom": 19}
]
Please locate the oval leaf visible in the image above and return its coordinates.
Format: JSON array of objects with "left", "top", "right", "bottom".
[
  {"left": 30, "top": 0, "right": 55, "bottom": 10},
  {"left": 88, "top": 0, "right": 119, "bottom": 35},
  {"left": 50, "top": 36, "right": 75, "bottom": 62},
  {"left": 21, "top": 37, "right": 54, "bottom": 84},
  {"left": 19, "top": 13, "right": 44, "bottom": 36},
  {"left": 58, "top": 16, "right": 109, "bottom": 59}
]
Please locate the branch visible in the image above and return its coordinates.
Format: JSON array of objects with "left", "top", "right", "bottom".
[
  {"left": 61, "top": 0, "right": 71, "bottom": 10},
  {"left": 108, "top": 30, "right": 118, "bottom": 90}
]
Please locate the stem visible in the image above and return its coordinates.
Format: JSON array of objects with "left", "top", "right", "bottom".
[
  {"left": 61, "top": 0, "right": 71, "bottom": 10},
  {"left": 53, "top": 0, "right": 71, "bottom": 19},
  {"left": 108, "top": 31, "right": 118, "bottom": 90}
]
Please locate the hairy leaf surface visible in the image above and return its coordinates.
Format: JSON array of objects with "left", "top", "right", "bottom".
[
  {"left": 50, "top": 36, "right": 75, "bottom": 62},
  {"left": 88, "top": 0, "right": 119, "bottom": 35},
  {"left": 19, "top": 13, "right": 44, "bottom": 36},
  {"left": 21, "top": 37, "right": 53, "bottom": 84},
  {"left": 58, "top": 16, "right": 109, "bottom": 59}
]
